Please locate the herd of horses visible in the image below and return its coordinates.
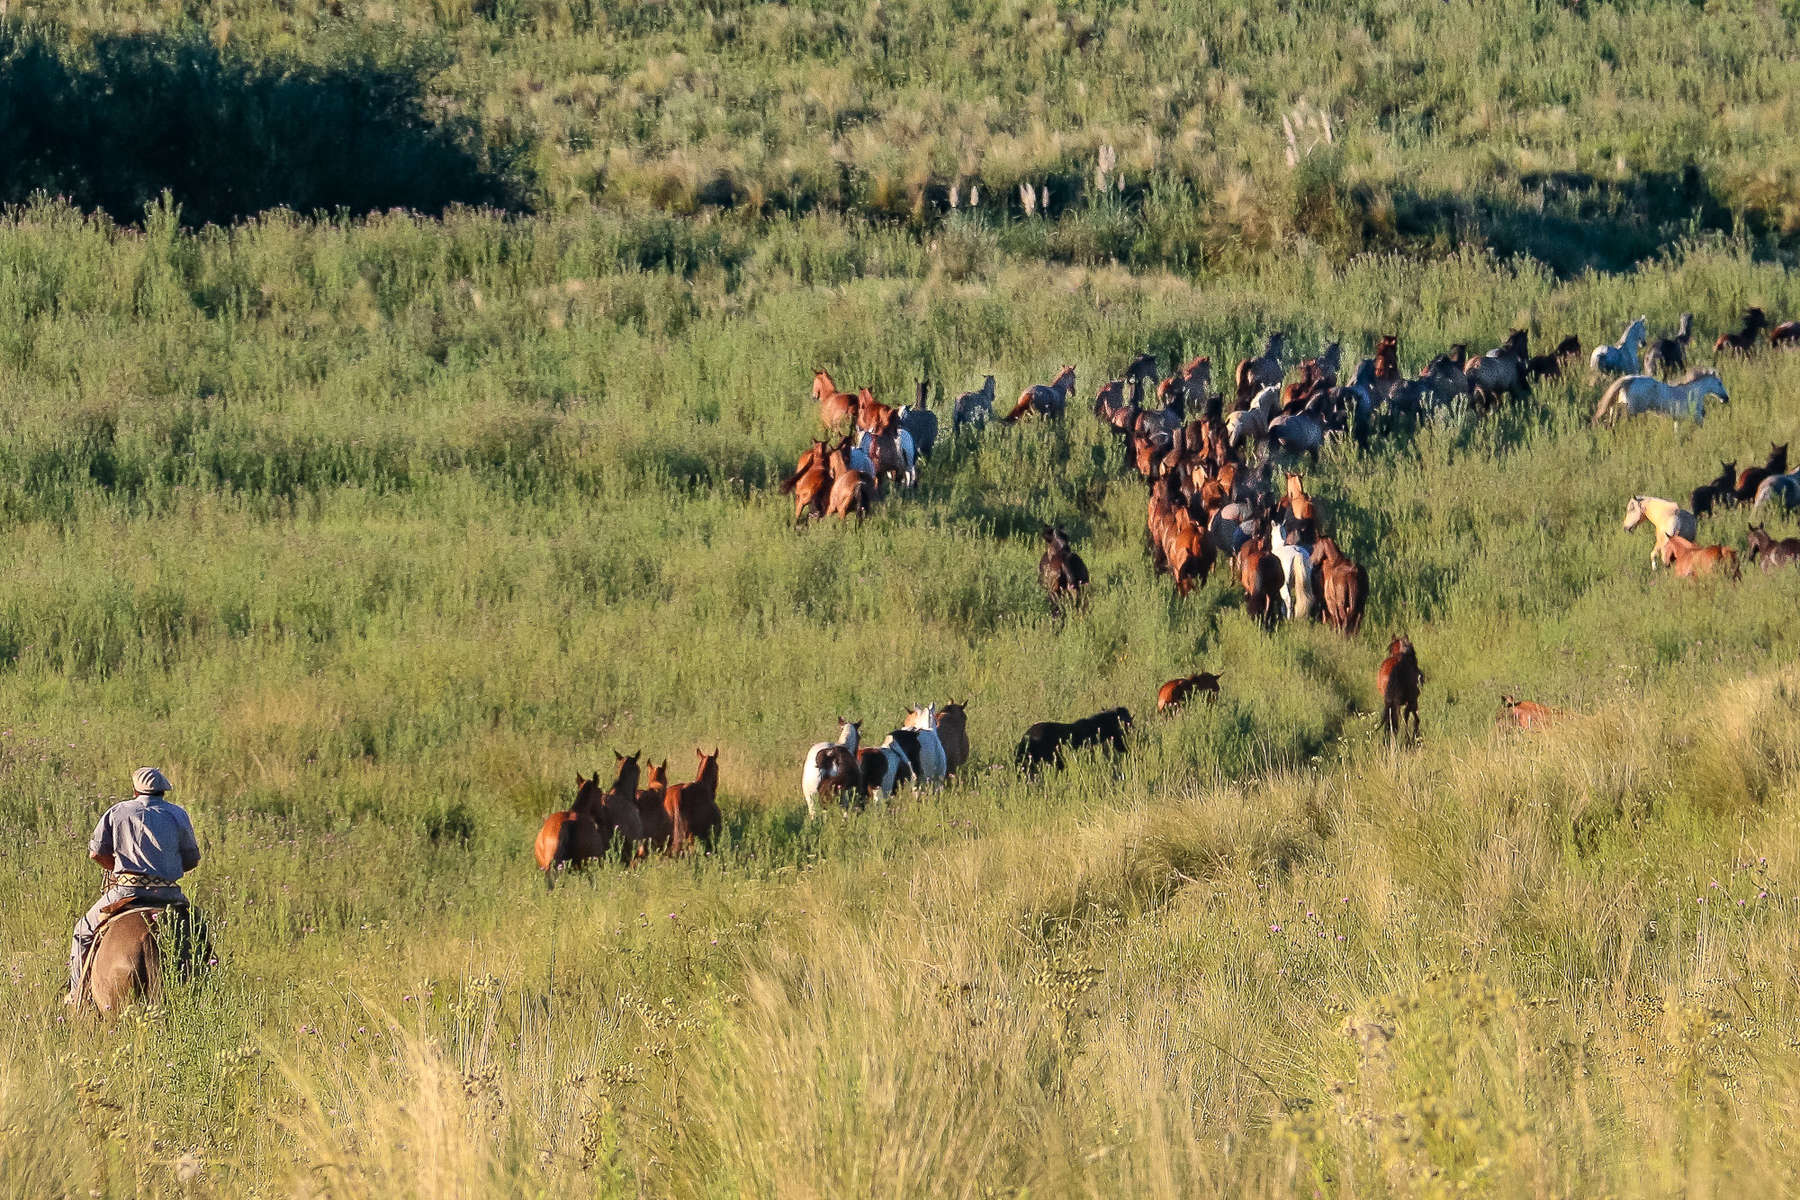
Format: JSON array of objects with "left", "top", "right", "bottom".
[{"left": 540, "top": 304, "right": 1800, "bottom": 869}]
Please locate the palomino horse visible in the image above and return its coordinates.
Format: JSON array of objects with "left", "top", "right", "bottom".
[
  {"left": 663, "top": 749, "right": 721, "bottom": 854},
  {"left": 1592, "top": 371, "right": 1727, "bottom": 428},
  {"left": 1643, "top": 314, "right": 1692, "bottom": 378},
  {"left": 1734, "top": 443, "right": 1789, "bottom": 504},
  {"left": 803, "top": 719, "right": 863, "bottom": 819},
  {"left": 1311, "top": 536, "right": 1367, "bottom": 634},
  {"left": 1715, "top": 307, "right": 1770, "bottom": 355},
  {"left": 1002, "top": 366, "right": 1076, "bottom": 422},
  {"left": 1038, "top": 525, "right": 1090, "bottom": 615},
  {"left": 1377, "top": 637, "right": 1424, "bottom": 740},
  {"left": 953, "top": 376, "right": 997, "bottom": 430},
  {"left": 1157, "top": 671, "right": 1221, "bottom": 713},
  {"left": 535, "top": 753, "right": 643, "bottom": 885},
  {"left": 1235, "top": 332, "right": 1286, "bottom": 402},
  {"left": 812, "top": 370, "right": 859, "bottom": 429},
  {"left": 1498, "top": 696, "right": 1565, "bottom": 730},
  {"left": 935, "top": 701, "right": 971, "bottom": 777},
  {"left": 82, "top": 901, "right": 210, "bottom": 1015},
  {"left": 1622, "top": 495, "right": 1698, "bottom": 569},
  {"left": 1589, "top": 316, "right": 1648, "bottom": 377},
  {"left": 1747, "top": 524, "right": 1800, "bottom": 568},
  {"left": 1657, "top": 535, "right": 1741, "bottom": 580}
]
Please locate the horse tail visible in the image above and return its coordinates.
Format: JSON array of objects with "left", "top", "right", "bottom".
[
  {"left": 1001, "top": 393, "right": 1034, "bottom": 423},
  {"left": 778, "top": 469, "right": 801, "bottom": 495},
  {"left": 1592, "top": 376, "right": 1627, "bottom": 426}
]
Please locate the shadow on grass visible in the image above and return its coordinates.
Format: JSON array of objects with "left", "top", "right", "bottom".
[{"left": 0, "top": 23, "right": 532, "bottom": 227}]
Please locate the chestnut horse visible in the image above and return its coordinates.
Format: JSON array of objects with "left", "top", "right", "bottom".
[
  {"left": 535, "top": 753, "right": 643, "bottom": 886},
  {"left": 1657, "top": 535, "right": 1741, "bottom": 580},
  {"left": 824, "top": 441, "right": 876, "bottom": 520},
  {"left": 1377, "top": 637, "right": 1424, "bottom": 740},
  {"left": 1498, "top": 695, "right": 1564, "bottom": 730},
  {"left": 813, "top": 371, "right": 858, "bottom": 429},
  {"left": 1157, "top": 672, "right": 1221, "bottom": 713},
  {"left": 1734, "top": 443, "right": 1789, "bottom": 505},
  {"left": 1312, "top": 536, "right": 1367, "bottom": 634},
  {"left": 664, "top": 748, "right": 721, "bottom": 854},
  {"left": 1002, "top": 366, "right": 1077, "bottom": 422},
  {"left": 635, "top": 759, "right": 672, "bottom": 853},
  {"left": 781, "top": 440, "right": 833, "bottom": 522}
]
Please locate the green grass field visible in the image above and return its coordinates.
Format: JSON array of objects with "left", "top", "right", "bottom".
[{"left": 5, "top": 2, "right": 1800, "bottom": 1196}]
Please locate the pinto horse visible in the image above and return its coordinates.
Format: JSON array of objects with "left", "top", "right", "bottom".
[
  {"left": 803, "top": 719, "right": 864, "bottom": 819},
  {"left": 663, "top": 749, "right": 721, "bottom": 854},
  {"left": 1715, "top": 307, "right": 1770, "bottom": 355},
  {"left": 1158, "top": 672, "right": 1221, "bottom": 714},
  {"left": 898, "top": 703, "right": 951, "bottom": 785},
  {"left": 1002, "top": 365, "right": 1077, "bottom": 423},
  {"left": 1657, "top": 535, "right": 1741, "bottom": 580},
  {"left": 1377, "top": 637, "right": 1424, "bottom": 741},
  {"left": 534, "top": 753, "right": 643, "bottom": 885}
]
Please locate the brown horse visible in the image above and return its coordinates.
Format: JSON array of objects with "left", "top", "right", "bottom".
[
  {"left": 664, "top": 749, "right": 722, "bottom": 855},
  {"left": 1658, "top": 535, "right": 1741, "bottom": 580},
  {"left": 1373, "top": 334, "right": 1400, "bottom": 392},
  {"left": 1039, "top": 525, "right": 1090, "bottom": 616},
  {"left": 824, "top": 441, "right": 875, "bottom": 520},
  {"left": 634, "top": 759, "right": 673, "bottom": 854},
  {"left": 936, "top": 701, "right": 971, "bottom": 776},
  {"left": 1715, "top": 307, "right": 1770, "bottom": 355},
  {"left": 1234, "top": 332, "right": 1286, "bottom": 403},
  {"left": 1377, "top": 637, "right": 1424, "bottom": 740},
  {"left": 1002, "top": 366, "right": 1076, "bottom": 422},
  {"left": 82, "top": 901, "right": 209, "bottom": 1015},
  {"left": 1279, "top": 471, "right": 1318, "bottom": 524},
  {"left": 1312, "top": 536, "right": 1367, "bottom": 635},
  {"left": 856, "top": 386, "right": 897, "bottom": 433},
  {"left": 1236, "top": 536, "right": 1285, "bottom": 630},
  {"left": 1498, "top": 695, "right": 1564, "bottom": 730},
  {"left": 534, "top": 753, "right": 643, "bottom": 885},
  {"left": 813, "top": 370, "right": 858, "bottom": 429},
  {"left": 1527, "top": 334, "right": 1581, "bottom": 380},
  {"left": 1747, "top": 523, "right": 1800, "bottom": 568},
  {"left": 1165, "top": 508, "right": 1214, "bottom": 596},
  {"left": 1734, "top": 443, "right": 1789, "bottom": 504},
  {"left": 1157, "top": 671, "right": 1221, "bottom": 713},
  {"left": 1771, "top": 319, "right": 1800, "bottom": 347}
]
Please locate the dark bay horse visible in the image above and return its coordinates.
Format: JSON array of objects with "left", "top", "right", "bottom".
[
  {"left": 1015, "top": 708, "right": 1132, "bottom": 773},
  {"left": 1377, "top": 637, "right": 1424, "bottom": 740},
  {"left": 664, "top": 749, "right": 721, "bottom": 855}
]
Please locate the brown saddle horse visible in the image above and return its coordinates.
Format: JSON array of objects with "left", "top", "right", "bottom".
[{"left": 82, "top": 898, "right": 209, "bottom": 1015}]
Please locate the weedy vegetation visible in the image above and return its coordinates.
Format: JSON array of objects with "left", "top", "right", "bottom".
[{"left": 4, "top": 0, "right": 1800, "bottom": 1196}]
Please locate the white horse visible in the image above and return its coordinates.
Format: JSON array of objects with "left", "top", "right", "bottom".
[
  {"left": 1622, "top": 495, "right": 1697, "bottom": 569},
  {"left": 1589, "top": 316, "right": 1648, "bottom": 377},
  {"left": 1592, "top": 371, "right": 1727, "bottom": 428},
  {"left": 802, "top": 719, "right": 862, "bottom": 819},
  {"left": 897, "top": 704, "right": 949, "bottom": 787},
  {"left": 1226, "top": 385, "right": 1281, "bottom": 452},
  {"left": 1271, "top": 538, "right": 1314, "bottom": 620}
]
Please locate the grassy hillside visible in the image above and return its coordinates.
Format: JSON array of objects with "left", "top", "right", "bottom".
[{"left": 2, "top": 1, "right": 1800, "bottom": 1196}]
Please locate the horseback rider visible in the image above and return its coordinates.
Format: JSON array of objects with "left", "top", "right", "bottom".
[{"left": 67, "top": 767, "right": 200, "bottom": 1005}]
